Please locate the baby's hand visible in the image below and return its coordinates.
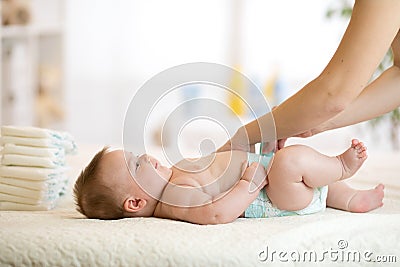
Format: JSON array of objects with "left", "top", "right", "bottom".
[{"left": 241, "top": 162, "right": 268, "bottom": 193}]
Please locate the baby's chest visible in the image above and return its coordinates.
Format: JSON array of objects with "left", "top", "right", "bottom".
[{"left": 171, "top": 171, "right": 221, "bottom": 196}]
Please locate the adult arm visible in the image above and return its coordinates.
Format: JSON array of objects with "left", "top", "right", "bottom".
[
  {"left": 237, "top": 0, "right": 400, "bottom": 146},
  {"left": 302, "top": 29, "right": 400, "bottom": 134},
  {"left": 308, "top": 65, "right": 400, "bottom": 134}
]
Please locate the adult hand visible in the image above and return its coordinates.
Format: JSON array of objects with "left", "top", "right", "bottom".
[
  {"left": 260, "top": 138, "right": 287, "bottom": 153},
  {"left": 217, "top": 127, "right": 253, "bottom": 152},
  {"left": 217, "top": 128, "right": 286, "bottom": 153},
  {"left": 294, "top": 129, "right": 319, "bottom": 138},
  {"left": 257, "top": 106, "right": 289, "bottom": 152}
]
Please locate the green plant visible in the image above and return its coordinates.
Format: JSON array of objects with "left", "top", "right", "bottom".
[{"left": 326, "top": 0, "right": 400, "bottom": 150}]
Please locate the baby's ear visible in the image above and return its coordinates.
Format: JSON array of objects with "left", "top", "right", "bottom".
[{"left": 123, "top": 197, "right": 147, "bottom": 213}]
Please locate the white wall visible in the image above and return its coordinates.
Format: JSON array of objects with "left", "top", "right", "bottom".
[{"left": 64, "top": 0, "right": 355, "bottom": 149}]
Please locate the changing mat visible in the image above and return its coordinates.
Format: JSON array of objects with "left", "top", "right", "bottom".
[{"left": 0, "top": 145, "right": 399, "bottom": 267}]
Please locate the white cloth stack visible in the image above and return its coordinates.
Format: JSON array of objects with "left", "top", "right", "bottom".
[{"left": 0, "top": 126, "right": 77, "bottom": 211}]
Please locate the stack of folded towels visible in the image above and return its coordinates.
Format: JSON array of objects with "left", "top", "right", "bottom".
[{"left": 0, "top": 125, "right": 77, "bottom": 211}]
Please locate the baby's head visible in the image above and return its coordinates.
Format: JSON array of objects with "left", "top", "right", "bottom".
[{"left": 73, "top": 147, "right": 172, "bottom": 220}]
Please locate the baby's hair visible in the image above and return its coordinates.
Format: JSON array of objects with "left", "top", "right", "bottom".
[{"left": 73, "top": 146, "right": 125, "bottom": 220}]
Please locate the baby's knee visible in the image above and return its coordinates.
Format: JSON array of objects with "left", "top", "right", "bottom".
[{"left": 274, "top": 144, "right": 311, "bottom": 167}]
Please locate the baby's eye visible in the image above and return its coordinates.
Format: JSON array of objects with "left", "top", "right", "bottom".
[{"left": 135, "top": 162, "right": 140, "bottom": 170}]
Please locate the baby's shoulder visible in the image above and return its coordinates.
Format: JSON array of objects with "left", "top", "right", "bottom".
[
  {"left": 160, "top": 176, "right": 202, "bottom": 202},
  {"left": 169, "top": 174, "right": 201, "bottom": 187},
  {"left": 156, "top": 176, "right": 212, "bottom": 223},
  {"left": 158, "top": 175, "right": 212, "bottom": 209}
]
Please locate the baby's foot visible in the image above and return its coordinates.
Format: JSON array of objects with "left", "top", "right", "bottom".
[
  {"left": 336, "top": 139, "right": 367, "bottom": 180},
  {"left": 348, "top": 184, "right": 384, "bottom": 213}
]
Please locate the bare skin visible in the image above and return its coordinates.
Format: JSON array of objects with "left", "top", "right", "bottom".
[
  {"left": 99, "top": 140, "right": 384, "bottom": 224},
  {"left": 337, "top": 139, "right": 367, "bottom": 180},
  {"left": 219, "top": 1, "right": 400, "bottom": 151},
  {"left": 327, "top": 181, "right": 384, "bottom": 213}
]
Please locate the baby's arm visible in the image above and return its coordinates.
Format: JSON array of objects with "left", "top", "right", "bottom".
[
  {"left": 166, "top": 162, "right": 267, "bottom": 224},
  {"left": 240, "top": 161, "right": 269, "bottom": 192}
]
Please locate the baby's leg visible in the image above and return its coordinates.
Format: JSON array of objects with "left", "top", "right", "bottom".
[
  {"left": 266, "top": 139, "right": 367, "bottom": 211},
  {"left": 327, "top": 181, "right": 384, "bottom": 212}
]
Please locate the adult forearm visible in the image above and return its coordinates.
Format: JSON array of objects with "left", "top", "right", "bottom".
[
  {"left": 315, "top": 66, "right": 400, "bottom": 133},
  {"left": 243, "top": 76, "right": 351, "bottom": 143},
  {"left": 273, "top": 78, "right": 351, "bottom": 138},
  {"left": 228, "top": 0, "right": 400, "bottom": 147}
]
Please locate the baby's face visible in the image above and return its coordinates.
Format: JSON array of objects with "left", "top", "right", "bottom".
[
  {"left": 102, "top": 149, "right": 172, "bottom": 193},
  {"left": 124, "top": 151, "right": 172, "bottom": 183}
]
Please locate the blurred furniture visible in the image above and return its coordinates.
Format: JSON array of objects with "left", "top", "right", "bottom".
[{"left": 0, "top": 0, "right": 64, "bottom": 128}]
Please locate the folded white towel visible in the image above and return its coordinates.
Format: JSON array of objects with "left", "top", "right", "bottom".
[
  {"left": 1, "top": 143, "right": 65, "bottom": 159},
  {"left": 0, "top": 176, "right": 64, "bottom": 191},
  {"left": 0, "top": 166, "right": 66, "bottom": 181},
  {"left": 1, "top": 126, "right": 77, "bottom": 154},
  {"left": 1, "top": 154, "right": 65, "bottom": 168},
  {"left": 0, "top": 201, "right": 56, "bottom": 211}
]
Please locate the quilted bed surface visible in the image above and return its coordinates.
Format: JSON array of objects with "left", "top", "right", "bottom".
[{"left": 1, "top": 146, "right": 399, "bottom": 267}]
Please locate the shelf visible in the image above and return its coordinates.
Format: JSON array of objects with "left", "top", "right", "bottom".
[
  {"left": 1, "top": 0, "right": 65, "bottom": 128},
  {"left": 1, "top": 24, "right": 63, "bottom": 39}
]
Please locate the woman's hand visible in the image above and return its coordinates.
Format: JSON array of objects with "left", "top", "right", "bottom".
[
  {"left": 295, "top": 130, "right": 313, "bottom": 138},
  {"left": 294, "top": 126, "right": 323, "bottom": 138},
  {"left": 218, "top": 127, "right": 288, "bottom": 153},
  {"left": 217, "top": 127, "right": 253, "bottom": 152},
  {"left": 260, "top": 138, "right": 288, "bottom": 153}
]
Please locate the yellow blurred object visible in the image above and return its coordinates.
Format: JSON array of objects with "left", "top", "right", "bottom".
[
  {"left": 228, "top": 65, "right": 245, "bottom": 116},
  {"left": 263, "top": 72, "right": 277, "bottom": 105}
]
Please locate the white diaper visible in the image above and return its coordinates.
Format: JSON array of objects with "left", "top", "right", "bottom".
[{"left": 245, "top": 186, "right": 328, "bottom": 218}]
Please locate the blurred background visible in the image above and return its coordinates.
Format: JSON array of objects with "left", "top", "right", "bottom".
[{"left": 1, "top": 0, "right": 398, "bottom": 153}]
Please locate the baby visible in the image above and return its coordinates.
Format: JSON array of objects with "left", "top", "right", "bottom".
[{"left": 74, "top": 139, "right": 384, "bottom": 224}]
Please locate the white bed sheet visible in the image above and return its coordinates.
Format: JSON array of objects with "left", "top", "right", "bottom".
[{"left": 1, "top": 144, "right": 399, "bottom": 266}]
